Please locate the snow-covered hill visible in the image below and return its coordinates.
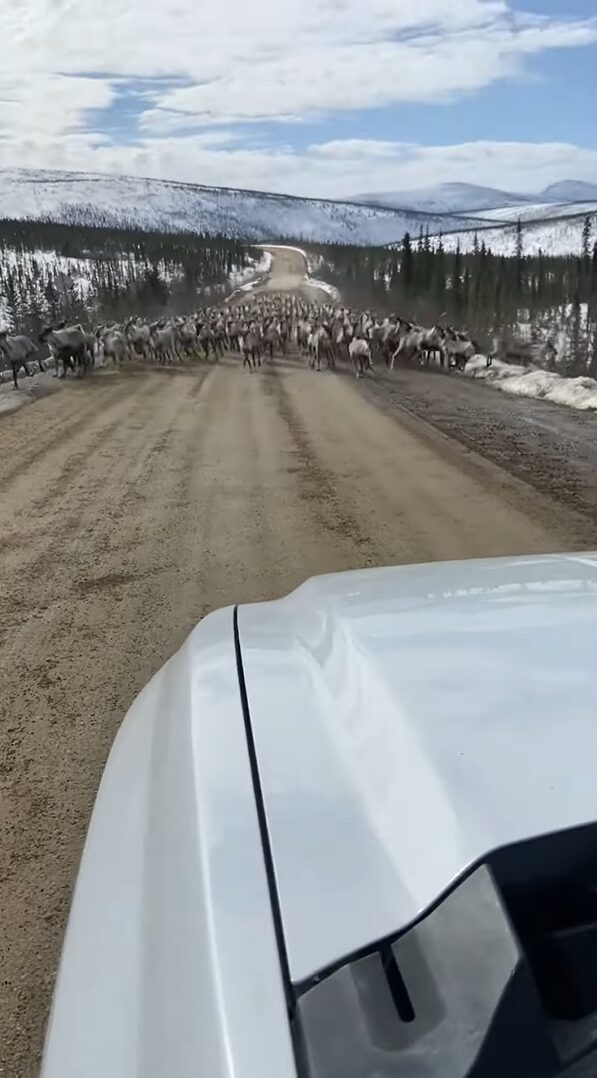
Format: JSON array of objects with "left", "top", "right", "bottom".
[
  {"left": 438, "top": 210, "right": 597, "bottom": 256},
  {"left": 0, "top": 168, "right": 476, "bottom": 246},
  {"left": 469, "top": 200, "right": 597, "bottom": 223},
  {"left": 542, "top": 180, "right": 597, "bottom": 203},
  {"left": 352, "top": 180, "right": 597, "bottom": 217},
  {"left": 3, "top": 168, "right": 596, "bottom": 255},
  {"left": 350, "top": 183, "right": 536, "bottom": 214}
]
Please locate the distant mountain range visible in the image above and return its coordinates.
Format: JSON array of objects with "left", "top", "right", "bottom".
[
  {"left": 351, "top": 180, "right": 597, "bottom": 215},
  {"left": 0, "top": 169, "right": 595, "bottom": 254},
  {"left": 540, "top": 181, "right": 597, "bottom": 203}
]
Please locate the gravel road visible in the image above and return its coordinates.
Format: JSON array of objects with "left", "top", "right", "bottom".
[
  {"left": 237, "top": 244, "right": 331, "bottom": 301},
  {"left": 1, "top": 248, "right": 595, "bottom": 1076}
]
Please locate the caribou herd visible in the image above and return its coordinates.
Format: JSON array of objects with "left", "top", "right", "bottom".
[{"left": 0, "top": 297, "right": 489, "bottom": 388}]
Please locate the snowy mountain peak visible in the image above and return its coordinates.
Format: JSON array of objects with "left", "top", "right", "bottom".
[
  {"left": 352, "top": 180, "right": 597, "bottom": 216},
  {"left": 541, "top": 180, "right": 597, "bottom": 203},
  {"left": 350, "top": 183, "right": 533, "bottom": 214}
]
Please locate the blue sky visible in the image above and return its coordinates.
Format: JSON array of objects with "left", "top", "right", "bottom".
[{"left": 2, "top": 0, "right": 597, "bottom": 198}]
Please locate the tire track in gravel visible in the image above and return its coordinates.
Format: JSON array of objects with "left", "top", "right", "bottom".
[
  {"left": 262, "top": 364, "right": 386, "bottom": 561},
  {"left": 0, "top": 376, "right": 138, "bottom": 490}
]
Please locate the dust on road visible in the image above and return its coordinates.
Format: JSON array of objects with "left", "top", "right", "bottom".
[{"left": 1, "top": 266, "right": 594, "bottom": 1077}]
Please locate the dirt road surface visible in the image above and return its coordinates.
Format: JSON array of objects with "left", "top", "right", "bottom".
[
  {"left": 1, "top": 256, "right": 595, "bottom": 1077},
  {"left": 359, "top": 363, "right": 597, "bottom": 524},
  {"left": 236, "top": 244, "right": 332, "bottom": 301}
]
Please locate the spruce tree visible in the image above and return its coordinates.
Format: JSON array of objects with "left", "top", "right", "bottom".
[{"left": 401, "top": 232, "right": 414, "bottom": 292}]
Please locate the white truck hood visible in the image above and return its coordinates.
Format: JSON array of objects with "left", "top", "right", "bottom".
[
  {"left": 42, "top": 552, "right": 597, "bottom": 1078},
  {"left": 238, "top": 552, "right": 597, "bottom": 985}
]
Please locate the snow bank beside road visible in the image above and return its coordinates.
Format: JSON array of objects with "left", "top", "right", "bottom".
[
  {"left": 229, "top": 251, "right": 273, "bottom": 288},
  {"left": 465, "top": 354, "right": 597, "bottom": 411},
  {"left": 305, "top": 274, "right": 340, "bottom": 300},
  {"left": 223, "top": 251, "right": 273, "bottom": 301},
  {"left": 228, "top": 251, "right": 273, "bottom": 292}
]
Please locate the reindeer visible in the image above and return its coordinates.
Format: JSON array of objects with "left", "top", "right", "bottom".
[
  {"left": 39, "top": 323, "right": 91, "bottom": 377},
  {"left": 96, "top": 326, "right": 129, "bottom": 368},
  {"left": 0, "top": 331, "right": 39, "bottom": 388},
  {"left": 240, "top": 326, "right": 261, "bottom": 371},
  {"left": 349, "top": 338, "right": 372, "bottom": 379},
  {"left": 308, "top": 325, "right": 332, "bottom": 371}
]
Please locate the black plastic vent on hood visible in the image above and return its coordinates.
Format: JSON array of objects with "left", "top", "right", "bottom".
[{"left": 292, "top": 823, "right": 597, "bottom": 1078}]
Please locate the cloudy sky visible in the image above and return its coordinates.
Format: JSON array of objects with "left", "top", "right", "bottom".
[{"left": 2, "top": 0, "right": 596, "bottom": 198}]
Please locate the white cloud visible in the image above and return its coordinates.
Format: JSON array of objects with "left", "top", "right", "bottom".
[
  {"left": 0, "top": 74, "right": 113, "bottom": 140},
  {"left": 311, "top": 141, "right": 414, "bottom": 160},
  {"left": 138, "top": 14, "right": 597, "bottom": 125},
  {"left": 3, "top": 2, "right": 597, "bottom": 125},
  {"left": 1, "top": 134, "right": 596, "bottom": 201},
  {"left": 0, "top": 0, "right": 596, "bottom": 195}
]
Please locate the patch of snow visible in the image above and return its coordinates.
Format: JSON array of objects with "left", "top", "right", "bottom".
[
  {"left": 228, "top": 251, "right": 272, "bottom": 289},
  {"left": 232, "top": 278, "right": 264, "bottom": 297},
  {"left": 226, "top": 251, "right": 273, "bottom": 300},
  {"left": 465, "top": 354, "right": 597, "bottom": 411},
  {"left": 305, "top": 252, "right": 324, "bottom": 274},
  {"left": 72, "top": 276, "right": 94, "bottom": 299},
  {"left": 304, "top": 274, "right": 340, "bottom": 299}
]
